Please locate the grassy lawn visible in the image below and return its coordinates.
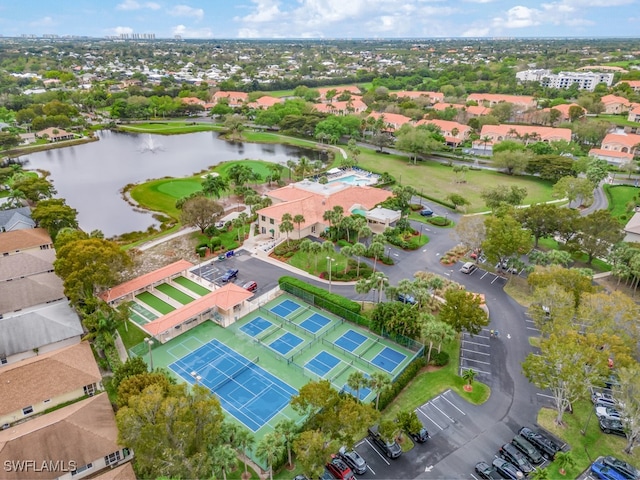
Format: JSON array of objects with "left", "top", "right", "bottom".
[
  {"left": 193, "top": 226, "right": 245, "bottom": 252},
  {"left": 596, "top": 114, "right": 640, "bottom": 129},
  {"left": 288, "top": 249, "right": 350, "bottom": 276},
  {"left": 604, "top": 184, "right": 640, "bottom": 224},
  {"left": 117, "top": 320, "right": 149, "bottom": 351},
  {"left": 136, "top": 291, "right": 175, "bottom": 314},
  {"left": 356, "top": 147, "right": 555, "bottom": 213},
  {"left": 536, "top": 237, "right": 612, "bottom": 272},
  {"left": 382, "top": 339, "right": 490, "bottom": 422},
  {"left": 538, "top": 401, "right": 640, "bottom": 478},
  {"left": 117, "top": 121, "right": 223, "bottom": 134}
]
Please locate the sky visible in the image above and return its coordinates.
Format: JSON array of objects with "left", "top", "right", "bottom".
[{"left": 0, "top": 0, "right": 637, "bottom": 39}]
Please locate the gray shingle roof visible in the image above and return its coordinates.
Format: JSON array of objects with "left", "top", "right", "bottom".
[{"left": 0, "top": 207, "right": 34, "bottom": 231}]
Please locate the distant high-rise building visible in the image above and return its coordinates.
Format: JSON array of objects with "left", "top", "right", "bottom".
[{"left": 516, "top": 69, "right": 614, "bottom": 91}]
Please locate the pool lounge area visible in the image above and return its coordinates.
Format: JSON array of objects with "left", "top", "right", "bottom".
[{"left": 322, "top": 167, "right": 379, "bottom": 186}]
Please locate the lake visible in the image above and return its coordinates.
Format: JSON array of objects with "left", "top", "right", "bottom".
[{"left": 23, "top": 130, "right": 317, "bottom": 237}]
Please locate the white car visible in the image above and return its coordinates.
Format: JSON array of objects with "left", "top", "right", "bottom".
[
  {"left": 460, "top": 262, "right": 477, "bottom": 274},
  {"left": 596, "top": 406, "right": 622, "bottom": 421}
]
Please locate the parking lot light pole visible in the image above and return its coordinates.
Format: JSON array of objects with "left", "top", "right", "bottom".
[
  {"left": 145, "top": 338, "right": 154, "bottom": 371},
  {"left": 326, "top": 256, "right": 335, "bottom": 293}
]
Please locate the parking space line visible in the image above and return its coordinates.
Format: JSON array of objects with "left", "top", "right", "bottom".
[
  {"left": 527, "top": 326, "right": 541, "bottom": 331},
  {"left": 480, "top": 271, "right": 490, "bottom": 279},
  {"left": 367, "top": 465, "right": 376, "bottom": 475},
  {"left": 431, "top": 401, "right": 454, "bottom": 422},
  {"left": 442, "top": 391, "right": 466, "bottom": 415},
  {"left": 461, "top": 348, "right": 490, "bottom": 356},
  {"left": 470, "top": 474, "right": 480, "bottom": 480},
  {"left": 364, "top": 438, "right": 390, "bottom": 465},
  {"left": 461, "top": 366, "right": 491, "bottom": 375},
  {"left": 417, "top": 407, "right": 444, "bottom": 430},
  {"left": 462, "top": 339, "right": 490, "bottom": 347},
  {"left": 461, "top": 357, "right": 490, "bottom": 365}
]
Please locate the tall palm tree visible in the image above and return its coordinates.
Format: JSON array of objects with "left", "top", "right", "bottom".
[
  {"left": 275, "top": 419, "right": 299, "bottom": 469},
  {"left": 368, "top": 241, "right": 385, "bottom": 273},
  {"left": 351, "top": 242, "right": 367, "bottom": 277},
  {"left": 280, "top": 213, "right": 294, "bottom": 245},
  {"left": 368, "top": 372, "right": 391, "bottom": 410},
  {"left": 370, "top": 271, "right": 389, "bottom": 303},
  {"left": 299, "top": 239, "right": 313, "bottom": 268},
  {"left": 211, "top": 444, "right": 237, "bottom": 480},
  {"left": 309, "top": 241, "right": 322, "bottom": 272},
  {"left": 202, "top": 174, "right": 229, "bottom": 199},
  {"left": 293, "top": 214, "right": 305, "bottom": 239},
  {"left": 256, "top": 432, "right": 285, "bottom": 480},
  {"left": 347, "top": 371, "right": 368, "bottom": 401},
  {"left": 235, "top": 429, "right": 255, "bottom": 477}
]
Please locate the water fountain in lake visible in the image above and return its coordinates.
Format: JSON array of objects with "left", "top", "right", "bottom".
[{"left": 139, "top": 134, "right": 163, "bottom": 153}]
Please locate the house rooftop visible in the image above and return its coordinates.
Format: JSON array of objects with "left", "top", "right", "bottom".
[{"left": 0, "top": 228, "right": 52, "bottom": 255}]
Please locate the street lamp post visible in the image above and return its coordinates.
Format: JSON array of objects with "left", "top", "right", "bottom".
[
  {"left": 145, "top": 338, "right": 154, "bottom": 371},
  {"left": 326, "top": 256, "right": 335, "bottom": 293}
]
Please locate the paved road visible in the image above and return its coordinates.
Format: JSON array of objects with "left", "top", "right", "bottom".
[{"left": 201, "top": 211, "right": 550, "bottom": 479}]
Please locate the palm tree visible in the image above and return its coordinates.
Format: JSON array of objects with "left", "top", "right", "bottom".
[
  {"left": 299, "top": 239, "right": 313, "bottom": 268},
  {"left": 321, "top": 240, "right": 335, "bottom": 258},
  {"left": 280, "top": 213, "right": 294, "bottom": 245},
  {"left": 275, "top": 419, "right": 299, "bottom": 469},
  {"left": 529, "top": 467, "right": 550, "bottom": 480},
  {"left": 341, "top": 245, "right": 353, "bottom": 274},
  {"left": 555, "top": 451, "right": 575, "bottom": 476},
  {"left": 355, "top": 277, "right": 374, "bottom": 305},
  {"left": 309, "top": 241, "right": 322, "bottom": 272},
  {"left": 211, "top": 444, "right": 237, "bottom": 480},
  {"left": 347, "top": 371, "right": 368, "bottom": 401},
  {"left": 232, "top": 217, "right": 245, "bottom": 243},
  {"left": 480, "top": 135, "right": 492, "bottom": 154},
  {"left": 202, "top": 174, "right": 229, "bottom": 199},
  {"left": 368, "top": 372, "right": 391, "bottom": 410},
  {"left": 368, "top": 241, "right": 385, "bottom": 273},
  {"left": 293, "top": 214, "right": 305, "bottom": 239},
  {"left": 462, "top": 368, "right": 476, "bottom": 390},
  {"left": 371, "top": 271, "right": 389, "bottom": 303},
  {"left": 6, "top": 188, "right": 26, "bottom": 208},
  {"left": 351, "top": 242, "right": 367, "bottom": 278},
  {"left": 235, "top": 429, "right": 255, "bottom": 478},
  {"left": 256, "top": 432, "right": 285, "bottom": 480}
]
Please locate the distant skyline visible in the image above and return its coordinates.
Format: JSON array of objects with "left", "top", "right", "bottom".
[{"left": 0, "top": 0, "right": 637, "bottom": 39}]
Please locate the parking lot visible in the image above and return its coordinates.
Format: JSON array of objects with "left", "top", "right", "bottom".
[
  {"left": 191, "top": 252, "right": 270, "bottom": 292},
  {"left": 460, "top": 329, "right": 492, "bottom": 381}
]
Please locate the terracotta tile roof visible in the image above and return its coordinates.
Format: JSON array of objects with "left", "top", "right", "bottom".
[
  {"left": 0, "top": 394, "right": 123, "bottom": 480},
  {"left": 589, "top": 148, "right": 634, "bottom": 161},
  {"left": 249, "top": 96, "right": 282, "bottom": 108},
  {"left": 368, "top": 112, "right": 412, "bottom": 129},
  {"left": 144, "top": 283, "right": 253, "bottom": 335},
  {"left": 467, "top": 93, "right": 536, "bottom": 107},
  {"left": 432, "top": 103, "right": 490, "bottom": 115},
  {"left": 0, "top": 342, "right": 101, "bottom": 417},
  {"left": 601, "top": 94, "right": 631, "bottom": 106},
  {"left": 181, "top": 97, "right": 205, "bottom": 105},
  {"left": 415, "top": 118, "right": 470, "bottom": 136},
  {"left": 100, "top": 259, "right": 194, "bottom": 302},
  {"left": 317, "top": 86, "right": 361, "bottom": 98},
  {"left": 393, "top": 91, "right": 444, "bottom": 102},
  {"left": 601, "top": 132, "right": 640, "bottom": 148},
  {"left": 617, "top": 80, "right": 640, "bottom": 88},
  {"left": 479, "top": 124, "right": 572, "bottom": 142},
  {"left": 35, "top": 127, "right": 74, "bottom": 139},
  {"left": 545, "top": 103, "right": 585, "bottom": 120},
  {"left": 213, "top": 91, "right": 248, "bottom": 100},
  {"left": 313, "top": 98, "right": 367, "bottom": 114},
  {"left": 0, "top": 228, "right": 52, "bottom": 255}
]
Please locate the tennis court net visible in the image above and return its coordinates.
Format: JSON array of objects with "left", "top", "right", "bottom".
[{"left": 210, "top": 356, "right": 259, "bottom": 392}]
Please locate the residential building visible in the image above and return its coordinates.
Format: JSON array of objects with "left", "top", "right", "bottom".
[
  {"left": 516, "top": 69, "right": 614, "bottom": 91},
  {"left": 0, "top": 206, "right": 35, "bottom": 232},
  {"left": 617, "top": 80, "right": 640, "bottom": 93},
  {"left": 466, "top": 93, "right": 537, "bottom": 110},
  {"left": 367, "top": 112, "right": 412, "bottom": 131},
  {"left": 601, "top": 94, "right": 632, "bottom": 114},
  {"left": 628, "top": 105, "right": 640, "bottom": 123},
  {"left": 623, "top": 211, "right": 640, "bottom": 243},
  {"left": 472, "top": 124, "right": 572, "bottom": 153},
  {"left": 211, "top": 91, "right": 248, "bottom": 107},
  {"left": 414, "top": 118, "right": 471, "bottom": 146},
  {"left": 588, "top": 132, "right": 640, "bottom": 165},
  {"left": 0, "top": 300, "right": 83, "bottom": 366},
  {"left": 544, "top": 103, "right": 586, "bottom": 122},
  {"left": 317, "top": 86, "right": 362, "bottom": 102},
  {"left": 0, "top": 393, "right": 134, "bottom": 480},
  {"left": 0, "top": 342, "right": 101, "bottom": 427},
  {"left": 313, "top": 98, "right": 367, "bottom": 115},
  {"left": 246, "top": 96, "right": 283, "bottom": 109},
  {"left": 392, "top": 91, "right": 444, "bottom": 104},
  {"left": 35, "top": 127, "right": 75, "bottom": 142},
  {"left": 256, "top": 180, "right": 396, "bottom": 240},
  {"left": 431, "top": 102, "right": 491, "bottom": 117}
]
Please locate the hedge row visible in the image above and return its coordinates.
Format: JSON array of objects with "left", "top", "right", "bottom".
[
  {"left": 376, "top": 356, "right": 427, "bottom": 411},
  {"left": 279, "top": 276, "right": 361, "bottom": 314},
  {"left": 415, "top": 191, "right": 456, "bottom": 210}
]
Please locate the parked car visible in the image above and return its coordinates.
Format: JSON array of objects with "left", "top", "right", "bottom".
[
  {"left": 367, "top": 425, "right": 401, "bottom": 459},
  {"left": 338, "top": 447, "right": 366, "bottom": 475},
  {"left": 460, "top": 262, "right": 477, "bottom": 274},
  {"left": 592, "top": 390, "right": 616, "bottom": 406},
  {"left": 601, "top": 456, "right": 640, "bottom": 480},
  {"left": 419, "top": 207, "right": 433, "bottom": 216},
  {"left": 397, "top": 292, "right": 417, "bottom": 305},
  {"left": 596, "top": 406, "right": 622, "bottom": 421},
  {"left": 599, "top": 418, "right": 627, "bottom": 437},
  {"left": 294, "top": 475, "right": 310, "bottom": 480},
  {"left": 591, "top": 461, "right": 632, "bottom": 480},
  {"left": 326, "top": 458, "right": 353, "bottom": 480},
  {"left": 511, "top": 434, "right": 544, "bottom": 465},
  {"left": 220, "top": 268, "right": 239, "bottom": 282},
  {"left": 492, "top": 457, "right": 524, "bottom": 480},
  {"left": 408, "top": 426, "right": 429, "bottom": 443},
  {"left": 518, "top": 427, "right": 560, "bottom": 460},
  {"left": 474, "top": 461, "right": 503, "bottom": 480},
  {"left": 242, "top": 280, "right": 258, "bottom": 292},
  {"left": 500, "top": 443, "right": 534, "bottom": 475},
  {"left": 319, "top": 469, "right": 334, "bottom": 480}
]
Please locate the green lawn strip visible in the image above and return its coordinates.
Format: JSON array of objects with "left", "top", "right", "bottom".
[
  {"left": 194, "top": 227, "right": 244, "bottom": 251},
  {"left": 382, "top": 339, "right": 490, "bottom": 423},
  {"left": 536, "top": 237, "right": 611, "bottom": 272},
  {"left": 356, "top": 149, "right": 555, "bottom": 213},
  {"left": 117, "top": 122, "right": 223, "bottom": 134},
  {"left": 604, "top": 184, "right": 640, "bottom": 224},
  {"left": 155, "top": 283, "right": 195, "bottom": 305},
  {"left": 538, "top": 402, "right": 640, "bottom": 478},
  {"left": 596, "top": 114, "right": 640, "bottom": 129},
  {"left": 288, "top": 250, "right": 350, "bottom": 276},
  {"left": 173, "top": 276, "right": 211, "bottom": 296},
  {"left": 136, "top": 291, "right": 176, "bottom": 315},
  {"left": 117, "top": 320, "right": 149, "bottom": 351},
  {"left": 228, "top": 459, "right": 260, "bottom": 480}
]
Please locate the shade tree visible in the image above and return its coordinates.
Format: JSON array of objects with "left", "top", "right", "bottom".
[{"left": 439, "top": 288, "right": 489, "bottom": 335}]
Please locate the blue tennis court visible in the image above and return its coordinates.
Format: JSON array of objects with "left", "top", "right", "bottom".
[
  {"left": 269, "top": 332, "right": 304, "bottom": 355},
  {"left": 335, "top": 329, "right": 368, "bottom": 352},
  {"left": 240, "top": 317, "right": 273, "bottom": 337},
  {"left": 300, "top": 313, "right": 332, "bottom": 334},
  {"left": 169, "top": 339, "right": 297, "bottom": 431},
  {"left": 270, "top": 299, "right": 301, "bottom": 318},
  {"left": 343, "top": 383, "right": 372, "bottom": 401},
  {"left": 305, "top": 351, "right": 340, "bottom": 376},
  {"left": 371, "top": 346, "right": 407, "bottom": 373}
]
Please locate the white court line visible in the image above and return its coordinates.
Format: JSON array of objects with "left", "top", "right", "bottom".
[
  {"left": 442, "top": 391, "right": 466, "bottom": 415},
  {"left": 460, "top": 366, "right": 491, "bottom": 375},
  {"left": 364, "top": 438, "right": 390, "bottom": 465},
  {"left": 461, "top": 348, "right": 490, "bottom": 356},
  {"left": 430, "top": 401, "right": 454, "bottom": 422},
  {"left": 462, "top": 339, "right": 490, "bottom": 347},
  {"left": 417, "top": 406, "right": 444, "bottom": 430},
  {"left": 461, "top": 357, "right": 491, "bottom": 365}
]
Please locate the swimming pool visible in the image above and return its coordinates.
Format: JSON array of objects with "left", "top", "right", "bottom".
[{"left": 328, "top": 174, "right": 376, "bottom": 186}]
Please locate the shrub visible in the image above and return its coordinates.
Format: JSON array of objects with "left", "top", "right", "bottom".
[
  {"left": 430, "top": 351, "right": 450, "bottom": 366},
  {"left": 409, "top": 203, "right": 423, "bottom": 211},
  {"left": 376, "top": 356, "right": 426, "bottom": 411},
  {"left": 279, "top": 276, "right": 361, "bottom": 314},
  {"left": 274, "top": 239, "right": 302, "bottom": 256},
  {"left": 209, "top": 236, "right": 222, "bottom": 249},
  {"left": 381, "top": 256, "right": 394, "bottom": 265},
  {"left": 337, "top": 239, "right": 352, "bottom": 248},
  {"left": 428, "top": 216, "right": 451, "bottom": 227}
]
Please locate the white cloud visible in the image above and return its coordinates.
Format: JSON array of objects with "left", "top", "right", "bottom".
[
  {"left": 239, "top": 0, "right": 283, "bottom": 23},
  {"left": 168, "top": 5, "right": 204, "bottom": 20},
  {"left": 462, "top": 26, "right": 491, "bottom": 36},
  {"left": 29, "top": 16, "right": 55, "bottom": 27},
  {"left": 171, "top": 24, "right": 213, "bottom": 37},
  {"left": 492, "top": 5, "right": 543, "bottom": 29},
  {"left": 111, "top": 26, "right": 134, "bottom": 35},
  {"left": 116, "top": 0, "right": 160, "bottom": 11}
]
